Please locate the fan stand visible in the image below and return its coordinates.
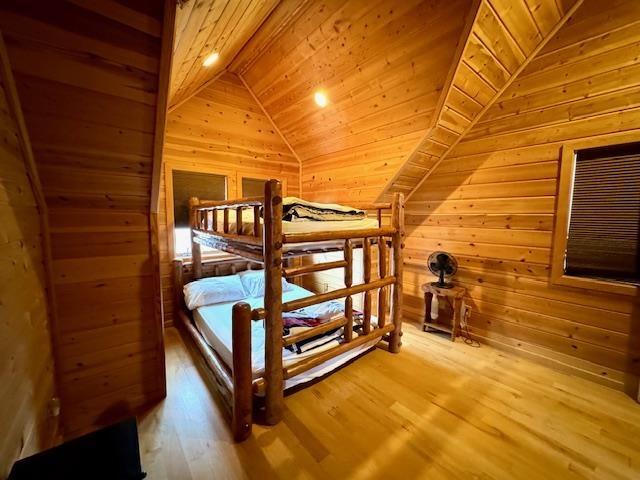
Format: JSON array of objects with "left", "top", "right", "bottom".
[{"left": 431, "top": 269, "right": 454, "bottom": 289}]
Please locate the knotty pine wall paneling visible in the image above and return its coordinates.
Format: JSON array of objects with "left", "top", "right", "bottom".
[
  {"left": 161, "top": 72, "right": 300, "bottom": 325},
  {"left": 236, "top": 0, "right": 472, "bottom": 207},
  {"left": 381, "top": 0, "right": 583, "bottom": 201},
  {"left": 0, "top": 33, "right": 57, "bottom": 476},
  {"left": 0, "top": 0, "right": 169, "bottom": 435},
  {"left": 405, "top": 0, "right": 640, "bottom": 390}
]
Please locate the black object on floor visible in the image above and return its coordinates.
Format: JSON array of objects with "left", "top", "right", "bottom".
[{"left": 9, "top": 417, "right": 146, "bottom": 480}]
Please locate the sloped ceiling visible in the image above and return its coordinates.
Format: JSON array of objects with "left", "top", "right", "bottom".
[
  {"left": 172, "top": 0, "right": 584, "bottom": 206},
  {"left": 169, "top": 0, "right": 278, "bottom": 109},
  {"left": 230, "top": 0, "right": 473, "bottom": 206},
  {"left": 379, "top": 0, "right": 584, "bottom": 202}
]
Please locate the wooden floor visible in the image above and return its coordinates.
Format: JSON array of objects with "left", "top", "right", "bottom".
[{"left": 138, "top": 324, "right": 640, "bottom": 479}]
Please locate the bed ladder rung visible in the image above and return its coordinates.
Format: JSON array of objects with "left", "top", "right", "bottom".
[{"left": 284, "top": 259, "right": 347, "bottom": 278}]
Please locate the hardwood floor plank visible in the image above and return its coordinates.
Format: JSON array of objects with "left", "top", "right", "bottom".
[{"left": 138, "top": 326, "right": 640, "bottom": 479}]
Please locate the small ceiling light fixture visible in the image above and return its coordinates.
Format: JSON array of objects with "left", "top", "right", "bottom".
[
  {"left": 202, "top": 52, "right": 220, "bottom": 67},
  {"left": 314, "top": 90, "right": 329, "bottom": 108}
]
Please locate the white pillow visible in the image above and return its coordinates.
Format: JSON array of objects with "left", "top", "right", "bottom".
[
  {"left": 183, "top": 274, "right": 247, "bottom": 310},
  {"left": 238, "top": 269, "right": 295, "bottom": 298}
]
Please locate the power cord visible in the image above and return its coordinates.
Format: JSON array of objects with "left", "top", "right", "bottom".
[{"left": 459, "top": 305, "right": 480, "bottom": 347}]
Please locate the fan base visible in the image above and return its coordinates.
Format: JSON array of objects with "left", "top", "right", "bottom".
[{"left": 431, "top": 281, "right": 455, "bottom": 289}]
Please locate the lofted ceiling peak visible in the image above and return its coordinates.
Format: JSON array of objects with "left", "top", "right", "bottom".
[
  {"left": 232, "top": 0, "right": 475, "bottom": 206},
  {"left": 378, "top": 0, "right": 585, "bottom": 203}
]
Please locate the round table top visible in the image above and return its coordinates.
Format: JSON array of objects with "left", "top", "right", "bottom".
[{"left": 421, "top": 283, "right": 466, "bottom": 298}]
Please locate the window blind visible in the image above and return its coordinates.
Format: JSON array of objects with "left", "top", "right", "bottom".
[
  {"left": 172, "top": 170, "right": 226, "bottom": 228},
  {"left": 565, "top": 142, "right": 640, "bottom": 284},
  {"left": 242, "top": 177, "right": 265, "bottom": 197}
]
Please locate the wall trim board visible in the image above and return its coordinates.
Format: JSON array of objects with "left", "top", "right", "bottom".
[
  {"left": 150, "top": 0, "right": 177, "bottom": 215},
  {"left": 406, "top": 0, "right": 585, "bottom": 201},
  {"left": 239, "top": 73, "right": 303, "bottom": 195},
  {"left": 148, "top": 0, "right": 177, "bottom": 404}
]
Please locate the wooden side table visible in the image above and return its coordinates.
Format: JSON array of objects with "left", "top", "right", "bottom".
[{"left": 422, "top": 284, "right": 466, "bottom": 342}]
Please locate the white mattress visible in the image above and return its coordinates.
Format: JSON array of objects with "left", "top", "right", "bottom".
[
  {"left": 193, "top": 284, "right": 379, "bottom": 390},
  {"left": 211, "top": 210, "right": 379, "bottom": 235}
]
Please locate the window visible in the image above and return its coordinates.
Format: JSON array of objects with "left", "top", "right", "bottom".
[
  {"left": 242, "top": 177, "right": 266, "bottom": 197},
  {"left": 553, "top": 140, "right": 640, "bottom": 295},
  {"left": 172, "top": 170, "right": 226, "bottom": 257}
]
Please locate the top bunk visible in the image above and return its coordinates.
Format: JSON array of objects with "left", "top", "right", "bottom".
[{"left": 188, "top": 179, "right": 404, "bottom": 263}]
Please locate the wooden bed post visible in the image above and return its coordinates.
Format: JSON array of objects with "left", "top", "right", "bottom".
[
  {"left": 232, "top": 302, "right": 253, "bottom": 441},
  {"left": 389, "top": 192, "right": 404, "bottom": 353},
  {"left": 263, "top": 179, "right": 284, "bottom": 424},
  {"left": 344, "top": 239, "right": 353, "bottom": 342},
  {"left": 173, "top": 259, "right": 184, "bottom": 316},
  {"left": 189, "top": 197, "right": 202, "bottom": 279}
]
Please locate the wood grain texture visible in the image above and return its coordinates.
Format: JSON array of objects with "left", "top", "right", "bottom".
[
  {"left": 0, "top": 33, "right": 57, "bottom": 477},
  {"left": 139, "top": 325, "right": 640, "bottom": 479},
  {"left": 235, "top": 0, "right": 472, "bottom": 207},
  {"left": 169, "top": 0, "right": 278, "bottom": 108},
  {"left": 160, "top": 72, "right": 300, "bottom": 325},
  {"left": 380, "top": 0, "right": 581, "bottom": 202},
  {"left": 0, "top": 0, "right": 168, "bottom": 435},
  {"left": 405, "top": 0, "right": 640, "bottom": 390}
]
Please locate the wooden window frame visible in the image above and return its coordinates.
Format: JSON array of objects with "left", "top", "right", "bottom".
[
  {"left": 165, "top": 162, "right": 234, "bottom": 261},
  {"left": 552, "top": 139, "right": 639, "bottom": 296}
]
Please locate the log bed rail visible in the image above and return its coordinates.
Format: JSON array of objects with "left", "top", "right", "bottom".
[{"left": 175, "top": 179, "right": 404, "bottom": 441}]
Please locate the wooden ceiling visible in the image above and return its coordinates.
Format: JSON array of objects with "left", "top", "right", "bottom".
[
  {"left": 170, "top": 0, "right": 586, "bottom": 205},
  {"left": 169, "top": 0, "right": 278, "bottom": 109},
  {"left": 231, "top": 0, "right": 473, "bottom": 206},
  {"left": 379, "top": 0, "right": 584, "bottom": 201}
]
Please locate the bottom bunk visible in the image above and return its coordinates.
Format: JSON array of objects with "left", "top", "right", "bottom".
[
  {"left": 192, "top": 282, "right": 380, "bottom": 390},
  {"left": 173, "top": 258, "right": 395, "bottom": 441}
]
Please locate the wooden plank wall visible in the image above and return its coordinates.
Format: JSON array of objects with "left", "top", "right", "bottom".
[
  {"left": 0, "top": 40, "right": 56, "bottom": 477},
  {"left": 161, "top": 72, "right": 300, "bottom": 325},
  {"left": 381, "top": 0, "right": 581, "bottom": 201},
  {"left": 0, "top": 0, "right": 168, "bottom": 434},
  {"left": 405, "top": 0, "right": 640, "bottom": 390},
  {"left": 235, "top": 0, "right": 471, "bottom": 207}
]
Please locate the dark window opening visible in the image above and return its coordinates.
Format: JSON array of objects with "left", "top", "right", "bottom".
[
  {"left": 242, "top": 177, "right": 266, "bottom": 197},
  {"left": 172, "top": 170, "right": 226, "bottom": 256},
  {"left": 565, "top": 141, "right": 640, "bottom": 285}
]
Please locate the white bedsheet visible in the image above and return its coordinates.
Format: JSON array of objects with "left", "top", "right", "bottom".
[{"left": 193, "top": 284, "right": 379, "bottom": 390}]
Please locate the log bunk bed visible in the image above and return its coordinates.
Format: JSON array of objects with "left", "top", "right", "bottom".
[{"left": 173, "top": 179, "right": 405, "bottom": 441}]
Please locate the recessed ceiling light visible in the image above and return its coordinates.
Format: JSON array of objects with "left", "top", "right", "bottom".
[
  {"left": 314, "top": 90, "right": 328, "bottom": 108},
  {"left": 202, "top": 52, "right": 219, "bottom": 67}
]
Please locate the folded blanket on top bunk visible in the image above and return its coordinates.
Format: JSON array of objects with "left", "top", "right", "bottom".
[{"left": 282, "top": 197, "right": 365, "bottom": 222}]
